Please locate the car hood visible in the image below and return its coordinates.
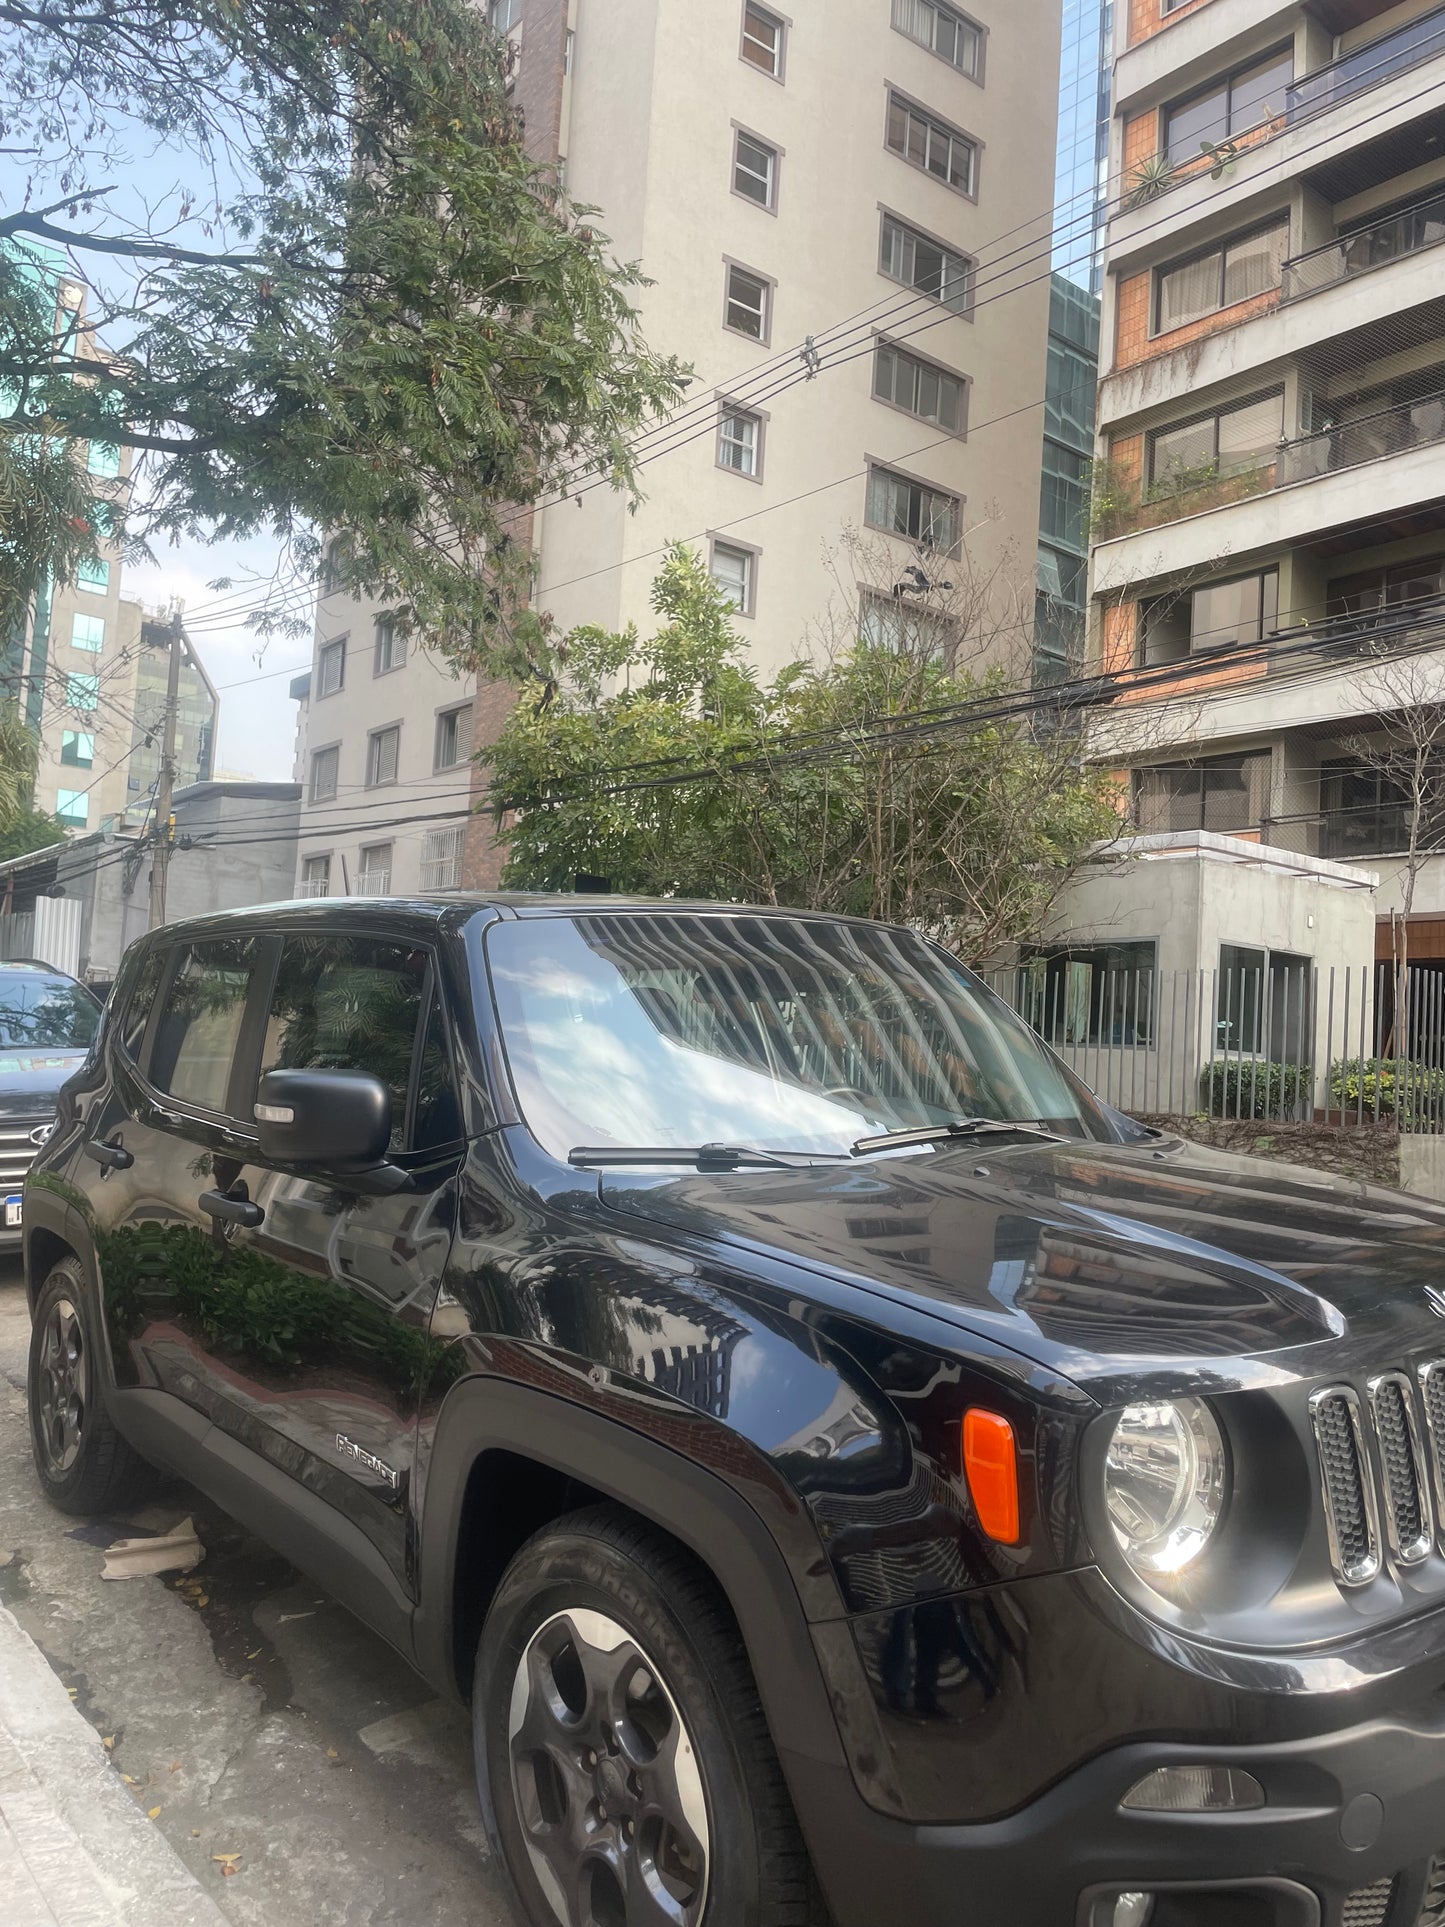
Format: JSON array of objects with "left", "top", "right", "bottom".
[
  {"left": 596, "top": 1135, "right": 1445, "bottom": 1398},
  {"left": 0, "top": 1049, "right": 87, "bottom": 1120}
]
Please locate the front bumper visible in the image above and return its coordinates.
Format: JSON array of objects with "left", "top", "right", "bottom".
[{"left": 784, "top": 1696, "right": 1445, "bottom": 1927}]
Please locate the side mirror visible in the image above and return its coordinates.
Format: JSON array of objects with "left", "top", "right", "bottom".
[{"left": 254, "top": 1067, "right": 391, "bottom": 1172}]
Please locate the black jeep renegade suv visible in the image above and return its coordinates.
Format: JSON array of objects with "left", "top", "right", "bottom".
[{"left": 25, "top": 896, "right": 1445, "bottom": 1927}]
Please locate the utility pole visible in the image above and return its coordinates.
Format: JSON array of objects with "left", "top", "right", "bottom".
[{"left": 147, "top": 603, "right": 184, "bottom": 930}]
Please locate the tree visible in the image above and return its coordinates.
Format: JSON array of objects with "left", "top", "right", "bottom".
[
  {"left": 0, "top": 704, "right": 38, "bottom": 834},
  {"left": 0, "top": 803, "right": 64, "bottom": 862},
  {"left": 484, "top": 544, "right": 1123, "bottom": 963},
  {"left": 0, "top": 0, "right": 687, "bottom": 665}
]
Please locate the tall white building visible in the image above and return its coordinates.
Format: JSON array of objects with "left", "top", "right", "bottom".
[{"left": 291, "top": 0, "right": 1064, "bottom": 898}]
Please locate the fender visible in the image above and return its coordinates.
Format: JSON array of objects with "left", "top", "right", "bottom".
[{"left": 410, "top": 1373, "right": 897, "bottom": 1805}]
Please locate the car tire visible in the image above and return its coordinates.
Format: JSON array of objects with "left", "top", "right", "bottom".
[
  {"left": 28, "top": 1259, "right": 158, "bottom": 1515},
  {"left": 474, "top": 1503, "right": 830, "bottom": 1927}
]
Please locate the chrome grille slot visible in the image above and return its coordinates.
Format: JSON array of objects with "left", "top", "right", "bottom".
[
  {"left": 0, "top": 1123, "right": 44, "bottom": 1197},
  {"left": 1420, "top": 1364, "right": 1445, "bottom": 1544},
  {"left": 1420, "top": 1854, "right": 1445, "bottom": 1927},
  {"left": 1310, "top": 1386, "right": 1380, "bottom": 1586},
  {"left": 1368, "top": 1371, "right": 1433, "bottom": 1564}
]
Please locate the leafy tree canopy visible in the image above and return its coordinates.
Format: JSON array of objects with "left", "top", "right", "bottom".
[
  {"left": 484, "top": 544, "right": 1123, "bottom": 963},
  {"left": 0, "top": 801, "right": 65, "bottom": 862},
  {"left": 0, "top": 0, "right": 687, "bottom": 664},
  {"left": 0, "top": 705, "right": 38, "bottom": 834}
]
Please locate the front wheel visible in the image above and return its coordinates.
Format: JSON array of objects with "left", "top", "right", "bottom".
[
  {"left": 474, "top": 1505, "right": 828, "bottom": 1927},
  {"left": 28, "top": 1259, "right": 158, "bottom": 1514}
]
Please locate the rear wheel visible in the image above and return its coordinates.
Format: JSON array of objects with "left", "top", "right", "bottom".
[
  {"left": 28, "top": 1259, "right": 158, "bottom": 1514},
  {"left": 474, "top": 1504, "right": 828, "bottom": 1927}
]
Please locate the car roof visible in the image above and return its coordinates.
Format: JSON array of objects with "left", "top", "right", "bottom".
[{"left": 0, "top": 958, "right": 82, "bottom": 979}]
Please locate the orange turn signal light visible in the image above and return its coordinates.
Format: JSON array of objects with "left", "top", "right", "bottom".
[{"left": 962, "top": 1409, "right": 1021, "bottom": 1545}]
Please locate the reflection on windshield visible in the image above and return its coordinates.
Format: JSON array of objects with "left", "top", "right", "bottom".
[
  {"left": 0, "top": 975, "right": 100, "bottom": 1050},
  {"left": 486, "top": 914, "right": 1102, "bottom": 1159}
]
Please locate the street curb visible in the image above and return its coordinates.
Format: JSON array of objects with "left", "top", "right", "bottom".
[{"left": 0, "top": 1602, "right": 230, "bottom": 1927}]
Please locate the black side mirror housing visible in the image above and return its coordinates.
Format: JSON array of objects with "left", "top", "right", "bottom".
[{"left": 254, "top": 1067, "right": 392, "bottom": 1173}]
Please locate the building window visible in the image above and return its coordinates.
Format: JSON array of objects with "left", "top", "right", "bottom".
[
  {"left": 1164, "top": 47, "right": 1293, "bottom": 167},
  {"left": 317, "top": 636, "right": 346, "bottom": 696},
  {"left": 886, "top": 91, "right": 977, "bottom": 196},
  {"left": 421, "top": 826, "right": 465, "bottom": 891},
  {"left": 366, "top": 725, "right": 401, "bottom": 788},
  {"left": 740, "top": 3, "right": 784, "bottom": 77},
  {"left": 879, "top": 213, "right": 973, "bottom": 314},
  {"left": 859, "top": 591, "right": 960, "bottom": 663},
  {"left": 435, "top": 702, "right": 473, "bottom": 770},
  {"left": 1142, "top": 569, "right": 1279, "bottom": 665},
  {"left": 1147, "top": 390, "right": 1284, "bottom": 488},
  {"left": 891, "top": 0, "right": 982, "bottom": 78},
  {"left": 1135, "top": 753, "right": 1270, "bottom": 836},
  {"left": 299, "top": 854, "right": 331, "bottom": 899},
  {"left": 309, "top": 744, "right": 339, "bottom": 804},
  {"left": 374, "top": 618, "right": 406, "bottom": 675},
  {"left": 1020, "top": 941, "right": 1158, "bottom": 1048},
  {"left": 724, "top": 263, "right": 771, "bottom": 341},
  {"left": 733, "top": 129, "right": 779, "bottom": 209},
  {"left": 710, "top": 540, "right": 756, "bottom": 615},
  {"left": 60, "top": 729, "right": 94, "bottom": 768},
  {"left": 66, "top": 673, "right": 99, "bottom": 712},
  {"left": 70, "top": 612, "right": 104, "bottom": 653},
  {"left": 1155, "top": 219, "right": 1290, "bottom": 333},
  {"left": 1327, "top": 554, "right": 1445, "bottom": 620},
  {"left": 87, "top": 441, "right": 121, "bottom": 479},
  {"left": 357, "top": 843, "right": 393, "bottom": 895},
  {"left": 717, "top": 404, "right": 763, "bottom": 477},
  {"left": 873, "top": 340, "right": 967, "bottom": 433},
  {"left": 76, "top": 556, "right": 109, "bottom": 593},
  {"left": 488, "top": 0, "right": 521, "bottom": 29},
  {"left": 1040, "top": 440, "right": 1091, "bottom": 552},
  {"left": 866, "top": 463, "right": 961, "bottom": 552},
  {"left": 55, "top": 789, "right": 88, "bottom": 829}
]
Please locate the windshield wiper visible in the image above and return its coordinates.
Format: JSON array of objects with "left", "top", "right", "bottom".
[
  {"left": 851, "top": 1117, "right": 1064, "bottom": 1157},
  {"left": 568, "top": 1143, "right": 834, "bottom": 1170}
]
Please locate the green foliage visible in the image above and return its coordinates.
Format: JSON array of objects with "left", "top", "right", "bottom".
[
  {"left": 485, "top": 544, "right": 1122, "bottom": 963},
  {"left": 0, "top": 0, "right": 687, "bottom": 668},
  {"left": 1329, "top": 1057, "right": 1445, "bottom": 1127},
  {"left": 0, "top": 804, "right": 64, "bottom": 862},
  {"left": 0, "top": 705, "right": 38, "bottom": 835},
  {"left": 1200, "top": 1058, "right": 1313, "bottom": 1120},
  {"left": 1127, "top": 152, "right": 1179, "bottom": 208}
]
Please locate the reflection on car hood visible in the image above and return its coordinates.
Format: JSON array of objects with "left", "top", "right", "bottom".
[
  {"left": 0, "top": 1050, "right": 87, "bottom": 1120},
  {"left": 597, "top": 1136, "right": 1445, "bottom": 1396}
]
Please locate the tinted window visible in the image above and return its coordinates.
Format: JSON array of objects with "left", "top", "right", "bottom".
[
  {"left": 0, "top": 971, "right": 101, "bottom": 1050},
  {"left": 118, "top": 948, "right": 165, "bottom": 1060},
  {"left": 414, "top": 991, "right": 464, "bottom": 1151},
  {"left": 150, "top": 939, "right": 263, "bottom": 1115},
  {"left": 260, "top": 935, "right": 440, "bottom": 1151},
  {"left": 486, "top": 913, "right": 1101, "bottom": 1159}
]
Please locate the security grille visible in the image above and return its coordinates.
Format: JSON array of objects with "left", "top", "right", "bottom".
[
  {"left": 1341, "top": 1879, "right": 1394, "bottom": 1927},
  {"left": 1310, "top": 1387, "right": 1381, "bottom": 1586}
]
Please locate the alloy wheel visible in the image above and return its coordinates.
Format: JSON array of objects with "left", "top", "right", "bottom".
[
  {"left": 507, "top": 1607, "right": 711, "bottom": 1927},
  {"left": 36, "top": 1296, "right": 86, "bottom": 1474}
]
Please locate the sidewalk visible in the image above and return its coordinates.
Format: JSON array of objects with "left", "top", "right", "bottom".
[{"left": 0, "top": 1602, "right": 229, "bottom": 1927}]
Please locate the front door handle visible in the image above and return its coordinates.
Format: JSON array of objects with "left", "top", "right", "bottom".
[
  {"left": 198, "top": 1189, "right": 264, "bottom": 1229},
  {"left": 83, "top": 1138, "right": 133, "bottom": 1171}
]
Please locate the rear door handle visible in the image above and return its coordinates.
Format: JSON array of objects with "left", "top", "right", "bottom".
[
  {"left": 83, "top": 1138, "right": 133, "bottom": 1171},
  {"left": 198, "top": 1189, "right": 264, "bottom": 1229}
]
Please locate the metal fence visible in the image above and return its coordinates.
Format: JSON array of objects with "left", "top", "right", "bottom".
[
  {"left": 982, "top": 960, "right": 1445, "bottom": 1131},
  {"left": 0, "top": 913, "right": 36, "bottom": 961}
]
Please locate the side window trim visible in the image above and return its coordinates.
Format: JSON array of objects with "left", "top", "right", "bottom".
[
  {"left": 226, "top": 934, "right": 283, "bottom": 1128},
  {"left": 405, "top": 965, "right": 465, "bottom": 1157},
  {"left": 137, "top": 934, "right": 276, "bottom": 1133}
]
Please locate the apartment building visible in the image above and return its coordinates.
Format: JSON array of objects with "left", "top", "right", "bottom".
[
  {"left": 1065, "top": 0, "right": 1445, "bottom": 1019},
  {"left": 292, "top": 0, "right": 1063, "bottom": 899}
]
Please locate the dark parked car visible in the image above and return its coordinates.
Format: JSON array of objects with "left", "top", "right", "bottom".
[
  {"left": 23, "top": 897, "right": 1445, "bottom": 1927},
  {"left": 0, "top": 959, "right": 102, "bottom": 1246}
]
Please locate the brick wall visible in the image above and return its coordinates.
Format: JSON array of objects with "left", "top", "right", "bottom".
[
  {"left": 1101, "top": 601, "right": 1139, "bottom": 674},
  {"left": 461, "top": 1, "right": 569, "bottom": 892},
  {"left": 1114, "top": 269, "right": 1281, "bottom": 371},
  {"left": 1123, "top": 108, "right": 1159, "bottom": 175},
  {"left": 1128, "top": 0, "right": 1216, "bottom": 48}
]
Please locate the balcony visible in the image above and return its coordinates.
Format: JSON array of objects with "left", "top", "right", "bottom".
[
  {"left": 1287, "top": 3, "right": 1445, "bottom": 123},
  {"left": 296, "top": 878, "right": 331, "bottom": 899},
  {"left": 356, "top": 868, "right": 392, "bottom": 895},
  {"left": 1276, "top": 384, "right": 1445, "bottom": 486},
  {"left": 1282, "top": 190, "right": 1445, "bottom": 302}
]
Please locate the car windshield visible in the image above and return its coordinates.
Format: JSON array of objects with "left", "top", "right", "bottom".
[
  {"left": 0, "top": 972, "right": 101, "bottom": 1051},
  {"left": 485, "top": 912, "right": 1106, "bottom": 1159}
]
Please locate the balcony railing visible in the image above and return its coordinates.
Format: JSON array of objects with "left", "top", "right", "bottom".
[
  {"left": 296, "top": 878, "right": 331, "bottom": 899},
  {"left": 1286, "top": 2, "right": 1445, "bottom": 122},
  {"left": 356, "top": 869, "right": 392, "bottom": 895},
  {"left": 1281, "top": 189, "right": 1445, "bottom": 301},
  {"left": 1276, "top": 384, "right": 1445, "bottom": 486}
]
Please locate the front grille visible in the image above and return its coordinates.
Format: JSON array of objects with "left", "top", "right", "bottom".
[
  {"left": 1342, "top": 1879, "right": 1394, "bottom": 1927},
  {"left": 1370, "top": 1373, "right": 1433, "bottom": 1563},
  {"left": 1419, "top": 1855, "right": 1445, "bottom": 1927},
  {"left": 1311, "top": 1387, "right": 1381, "bottom": 1586},
  {"left": 0, "top": 1122, "right": 44, "bottom": 1196}
]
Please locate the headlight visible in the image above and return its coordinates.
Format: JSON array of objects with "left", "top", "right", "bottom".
[{"left": 1105, "top": 1399, "right": 1228, "bottom": 1580}]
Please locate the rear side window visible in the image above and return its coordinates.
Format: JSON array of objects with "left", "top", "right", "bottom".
[
  {"left": 118, "top": 948, "right": 165, "bottom": 1062},
  {"left": 259, "top": 935, "right": 451, "bottom": 1151},
  {"left": 150, "top": 938, "right": 264, "bottom": 1116}
]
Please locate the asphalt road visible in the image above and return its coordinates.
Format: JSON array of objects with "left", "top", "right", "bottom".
[{"left": 0, "top": 1260, "right": 519, "bottom": 1927}]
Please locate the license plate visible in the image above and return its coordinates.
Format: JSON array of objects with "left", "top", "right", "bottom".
[{"left": 5, "top": 1195, "right": 21, "bottom": 1228}]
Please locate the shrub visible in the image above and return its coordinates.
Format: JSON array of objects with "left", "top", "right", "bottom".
[
  {"left": 1200, "top": 1058, "right": 1313, "bottom": 1120},
  {"left": 1329, "top": 1057, "right": 1445, "bottom": 1128}
]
